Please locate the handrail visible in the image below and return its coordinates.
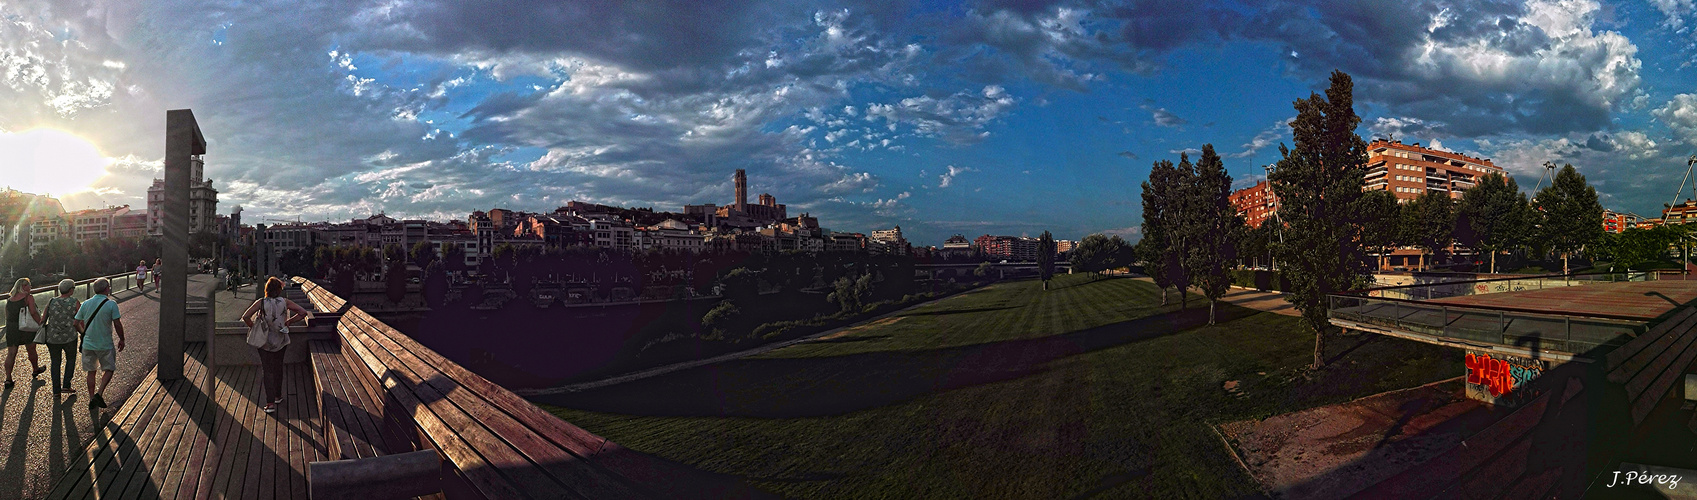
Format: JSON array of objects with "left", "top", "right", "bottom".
[
  {"left": 1350, "top": 270, "right": 1650, "bottom": 294},
  {"left": 0, "top": 270, "right": 146, "bottom": 328},
  {"left": 1329, "top": 293, "right": 1652, "bottom": 324}
]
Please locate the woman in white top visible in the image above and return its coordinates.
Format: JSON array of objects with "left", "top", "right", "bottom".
[
  {"left": 135, "top": 260, "right": 149, "bottom": 292},
  {"left": 240, "top": 277, "right": 310, "bottom": 414}
]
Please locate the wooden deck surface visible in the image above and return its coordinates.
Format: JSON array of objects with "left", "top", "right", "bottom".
[
  {"left": 47, "top": 342, "right": 324, "bottom": 499},
  {"left": 1431, "top": 280, "right": 1697, "bottom": 321}
]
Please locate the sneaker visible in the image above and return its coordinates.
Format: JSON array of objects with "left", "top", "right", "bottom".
[
  {"left": 91, "top": 394, "right": 107, "bottom": 408},
  {"left": 262, "top": 403, "right": 277, "bottom": 414}
]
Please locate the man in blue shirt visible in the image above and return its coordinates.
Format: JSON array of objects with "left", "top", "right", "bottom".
[{"left": 74, "top": 278, "right": 125, "bottom": 409}]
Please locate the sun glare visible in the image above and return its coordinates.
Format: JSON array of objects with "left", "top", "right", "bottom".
[{"left": 0, "top": 128, "right": 112, "bottom": 197}]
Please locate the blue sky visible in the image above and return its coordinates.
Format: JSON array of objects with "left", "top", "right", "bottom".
[{"left": 3, "top": 0, "right": 1697, "bottom": 245}]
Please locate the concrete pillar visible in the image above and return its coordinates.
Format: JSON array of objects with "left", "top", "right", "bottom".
[{"left": 160, "top": 109, "right": 205, "bottom": 381}]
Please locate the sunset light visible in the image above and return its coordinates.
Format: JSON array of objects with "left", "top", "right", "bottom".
[{"left": 0, "top": 128, "right": 111, "bottom": 197}]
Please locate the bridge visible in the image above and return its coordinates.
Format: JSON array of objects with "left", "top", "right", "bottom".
[{"left": 1325, "top": 271, "right": 1697, "bottom": 497}]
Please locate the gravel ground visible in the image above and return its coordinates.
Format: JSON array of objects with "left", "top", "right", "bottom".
[{"left": 0, "top": 275, "right": 216, "bottom": 500}]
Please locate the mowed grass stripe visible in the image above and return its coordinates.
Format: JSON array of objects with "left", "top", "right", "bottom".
[{"left": 539, "top": 274, "right": 1462, "bottom": 498}]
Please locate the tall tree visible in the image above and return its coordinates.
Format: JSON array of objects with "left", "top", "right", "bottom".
[
  {"left": 1183, "top": 144, "right": 1242, "bottom": 325},
  {"left": 1455, "top": 172, "right": 1532, "bottom": 273},
  {"left": 1268, "top": 70, "right": 1373, "bottom": 371},
  {"left": 1533, "top": 164, "right": 1605, "bottom": 274},
  {"left": 1037, "top": 231, "right": 1056, "bottom": 290},
  {"left": 1356, "top": 190, "right": 1402, "bottom": 272},
  {"left": 1140, "top": 159, "right": 1184, "bottom": 304},
  {"left": 1404, "top": 190, "right": 1455, "bottom": 272}
]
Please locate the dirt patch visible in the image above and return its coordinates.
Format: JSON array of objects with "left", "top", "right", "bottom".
[
  {"left": 1217, "top": 379, "right": 1508, "bottom": 499},
  {"left": 817, "top": 316, "right": 905, "bottom": 341}
]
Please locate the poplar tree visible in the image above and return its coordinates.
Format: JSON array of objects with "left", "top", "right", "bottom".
[
  {"left": 1139, "top": 159, "right": 1185, "bottom": 305},
  {"left": 1533, "top": 164, "right": 1604, "bottom": 274},
  {"left": 1038, "top": 231, "right": 1056, "bottom": 290},
  {"left": 1455, "top": 172, "right": 1532, "bottom": 273},
  {"left": 1268, "top": 70, "right": 1372, "bottom": 370},
  {"left": 1405, "top": 190, "right": 1455, "bottom": 271},
  {"left": 1356, "top": 190, "right": 1401, "bottom": 271},
  {"left": 1183, "top": 144, "right": 1242, "bottom": 325}
]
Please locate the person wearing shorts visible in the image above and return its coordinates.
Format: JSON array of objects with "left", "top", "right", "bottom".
[
  {"left": 136, "top": 260, "right": 149, "bottom": 292},
  {"left": 74, "top": 278, "right": 125, "bottom": 409}
]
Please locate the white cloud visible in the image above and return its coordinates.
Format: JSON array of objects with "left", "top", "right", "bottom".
[
  {"left": 1230, "top": 117, "right": 1294, "bottom": 158},
  {"left": 938, "top": 165, "right": 976, "bottom": 188},
  {"left": 1656, "top": 94, "right": 1697, "bottom": 145}
]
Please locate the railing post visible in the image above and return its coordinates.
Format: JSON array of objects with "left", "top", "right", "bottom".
[
  {"left": 1440, "top": 305, "right": 1448, "bottom": 336},
  {"left": 1394, "top": 301, "right": 1401, "bottom": 321},
  {"left": 1565, "top": 316, "right": 1572, "bottom": 347},
  {"left": 1499, "top": 310, "right": 1505, "bottom": 333}
]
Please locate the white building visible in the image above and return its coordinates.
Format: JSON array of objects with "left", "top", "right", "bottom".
[{"left": 148, "top": 156, "right": 220, "bottom": 236}]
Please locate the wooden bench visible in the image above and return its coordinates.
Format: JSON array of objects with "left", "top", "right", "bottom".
[
  {"left": 310, "top": 340, "right": 417, "bottom": 461},
  {"left": 292, "top": 277, "right": 770, "bottom": 499}
]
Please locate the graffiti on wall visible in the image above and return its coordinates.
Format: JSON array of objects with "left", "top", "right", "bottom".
[{"left": 1465, "top": 351, "right": 1547, "bottom": 407}]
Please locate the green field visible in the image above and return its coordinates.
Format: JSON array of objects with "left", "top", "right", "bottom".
[{"left": 536, "top": 274, "right": 1463, "bottom": 498}]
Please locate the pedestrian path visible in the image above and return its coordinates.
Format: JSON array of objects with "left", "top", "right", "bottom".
[
  {"left": 1130, "top": 277, "right": 1302, "bottom": 317},
  {"left": 0, "top": 275, "right": 216, "bottom": 500}
]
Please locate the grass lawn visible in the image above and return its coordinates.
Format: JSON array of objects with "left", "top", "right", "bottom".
[{"left": 534, "top": 274, "right": 1463, "bottom": 498}]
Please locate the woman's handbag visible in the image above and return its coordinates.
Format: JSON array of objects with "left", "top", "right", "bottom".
[
  {"left": 245, "top": 298, "right": 291, "bottom": 352},
  {"left": 17, "top": 307, "right": 40, "bottom": 333}
]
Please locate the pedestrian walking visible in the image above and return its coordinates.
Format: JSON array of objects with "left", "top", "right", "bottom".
[
  {"left": 40, "top": 279, "right": 81, "bottom": 397},
  {"left": 3, "top": 277, "right": 45, "bottom": 388},
  {"left": 241, "top": 277, "right": 309, "bottom": 414},
  {"left": 136, "top": 260, "right": 149, "bottom": 292},
  {"left": 73, "top": 278, "right": 125, "bottom": 409}
]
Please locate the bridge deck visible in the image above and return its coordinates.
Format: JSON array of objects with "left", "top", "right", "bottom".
[
  {"left": 47, "top": 343, "right": 325, "bottom": 500},
  {"left": 1429, "top": 280, "right": 1697, "bottom": 321}
]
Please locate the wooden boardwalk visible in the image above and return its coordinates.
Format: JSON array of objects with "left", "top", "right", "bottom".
[
  {"left": 47, "top": 343, "right": 324, "bottom": 499},
  {"left": 1431, "top": 280, "right": 1697, "bottom": 321}
]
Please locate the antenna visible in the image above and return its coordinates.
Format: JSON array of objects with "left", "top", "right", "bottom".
[
  {"left": 1533, "top": 161, "right": 1558, "bottom": 193},
  {"left": 1671, "top": 155, "right": 1697, "bottom": 226}
]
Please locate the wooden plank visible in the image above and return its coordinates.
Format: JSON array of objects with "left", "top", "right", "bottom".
[
  {"left": 88, "top": 367, "right": 178, "bottom": 499},
  {"left": 243, "top": 362, "right": 271, "bottom": 500},
  {"left": 1606, "top": 306, "right": 1697, "bottom": 371},
  {"left": 315, "top": 341, "right": 379, "bottom": 460},
  {"left": 50, "top": 360, "right": 166, "bottom": 499},
  {"left": 122, "top": 342, "right": 212, "bottom": 498},
  {"left": 358, "top": 308, "right": 610, "bottom": 458},
  {"left": 338, "top": 317, "right": 536, "bottom": 500},
  {"left": 110, "top": 357, "right": 203, "bottom": 499},
  {"left": 162, "top": 345, "right": 217, "bottom": 498},
  {"left": 287, "top": 363, "right": 317, "bottom": 500},
  {"left": 198, "top": 362, "right": 254, "bottom": 499},
  {"left": 1608, "top": 308, "right": 1697, "bottom": 383},
  {"left": 350, "top": 312, "right": 637, "bottom": 498},
  {"left": 329, "top": 348, "right": 386, "bottom": 458},
  {"left": 1633, "top": 332, "right": 1697, "bottom": 424},
  {"left": 220, "top": 367, "right": 262, "bottom": 499},
  {"left": 313, "top": 343, "right": 358, "bottom": 460},
  {"left": 1625, "top": 320, "right": 1697, "bottom": 405},
  {"left": 208, "top": 366, "right": 256, "bottom": 498},
  {"left": 338, "top": 332, "right": 419, "bottom": 455},
  {"left": 179, "top": 346, "right": 226, "bottom": 499}
]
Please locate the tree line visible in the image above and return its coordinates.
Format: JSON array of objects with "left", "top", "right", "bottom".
[{"left": 1118, "top": 70, "right": 1615, "bottom": 370}]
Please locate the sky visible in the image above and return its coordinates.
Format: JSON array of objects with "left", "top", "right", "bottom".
[{"left": 2, "top": 0, "right": 1696, "bottom": 245}]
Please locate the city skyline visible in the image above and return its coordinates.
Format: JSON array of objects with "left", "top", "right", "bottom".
[{"left": 2, "top": 1, "right": 1697, "bottom": 244}]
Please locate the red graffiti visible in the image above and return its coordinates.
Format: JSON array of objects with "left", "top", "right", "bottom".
[{"left": 1466, "top": 353, "right": 1514, "bottom": 397}]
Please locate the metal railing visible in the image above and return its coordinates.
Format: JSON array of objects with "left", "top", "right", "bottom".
[
  {"left": 0, "top": 271, "right": 148, "bottom": 330},
  {"left": 1328, "top": 294, "right": 1646, "bottom": 354},
  {"left": 1361, "top": 270, "right": 1655, "bottom": 301}
]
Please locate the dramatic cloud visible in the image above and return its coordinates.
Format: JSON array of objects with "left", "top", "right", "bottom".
[
  {"left": 1656, "top": 94, "right": 1697, "bottom": 145},
  {"left": 1243, "top": 0, "right": 1643, "bottom": 136}
]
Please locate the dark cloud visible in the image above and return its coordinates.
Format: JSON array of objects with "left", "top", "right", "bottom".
[{"left": 1238, "top": 0, "right": 1641, "bottom": 136}]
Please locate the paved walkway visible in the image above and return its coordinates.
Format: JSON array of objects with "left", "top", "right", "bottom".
[
  {"left": 0, "top": 275, "right": 216, "bottom": 500},
  {"left": 1132, "top": 278, "right": 1302, "bottom": 317}
]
